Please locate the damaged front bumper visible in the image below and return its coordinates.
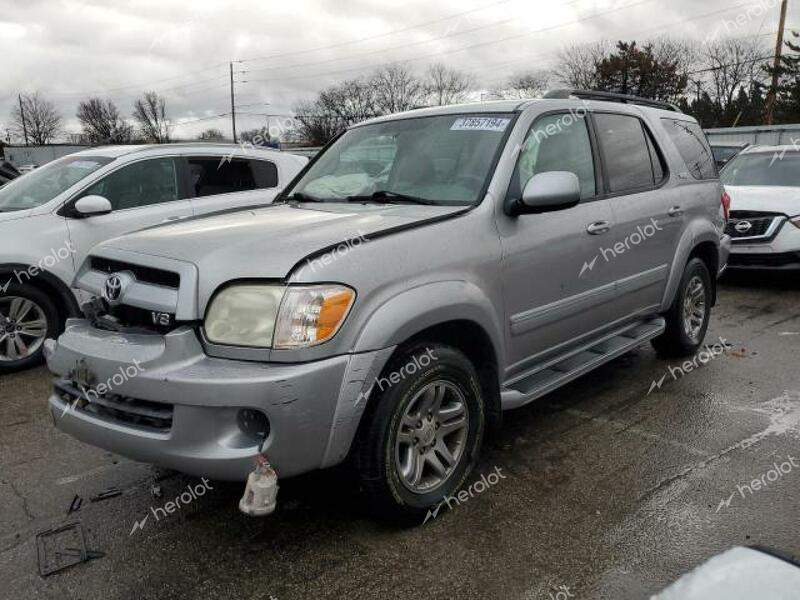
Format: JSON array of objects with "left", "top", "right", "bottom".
[{"left": 46, "top": 319, "right": 389, "bottom": 481}]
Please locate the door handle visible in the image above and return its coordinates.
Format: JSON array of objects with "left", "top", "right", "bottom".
[
  {"left": 161, "top": 215, "right": 185, "bottom": 223},
  {"left": 667, "top": 206, "right": 684, "bottom": 217},
  {"left": 586, "top": 221, "right": 611, "bottom": 235}
]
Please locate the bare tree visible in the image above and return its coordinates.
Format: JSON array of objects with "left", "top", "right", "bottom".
[
  {"left": 11, "top": 92, "right": 62, "bottom": 145},
  {"left": 371, "top": 65, "right": 424, "bottom": 113},
  {"left": 293, "top": 99, "right": 343, "bottom": 146},
  {"left": 76, "top": 98, "right": 133, "bottom": 144},
  {"left": 197, "top": 128, "right": 225, "bottom": 141},
  {"left": 133, "top": 91, "right": 172, "bottom": 143},
  {"left": 493, "top": 71, "right": 550, "bottom": 99},
  {"left": 553, "top": 40, "right": 611, "bottom": 88},
  {"left": 424, "top": 63, "right": 475, "bottom": 105},
  {"left": 701, "top": 36, "right": 769, "bottom": 112}
]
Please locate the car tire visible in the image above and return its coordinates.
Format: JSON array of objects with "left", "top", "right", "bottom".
[
  {"left": 354, "top": 342, "right": 485, "bottom": 524},
  {"left": 0, "top": 284, "right": 60, "bottom": 374},
  {"left": 652, "top": 257, "right": 712, "bottom": 358}
]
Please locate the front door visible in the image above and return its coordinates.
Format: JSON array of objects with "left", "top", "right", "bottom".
[
  {"left": 65, "top": 157, "right": 193, "bottom": 270},
  {"left": 498, "top": 111, "right": 618, "bottom": 378}
]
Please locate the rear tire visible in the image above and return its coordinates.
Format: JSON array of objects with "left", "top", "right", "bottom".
[
  {"left": 652, "top": 258, "right": 712, "bottom": 358},
  {"left": 0, "top": 284, "right": 60, "bottom": 374},
  {"left": 354, "top": 342, "right": 485, "bottom": 524}
]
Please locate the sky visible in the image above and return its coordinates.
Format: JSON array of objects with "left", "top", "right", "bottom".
[{"left": 1, "top": 0, "right": 797, "bottom": 141}]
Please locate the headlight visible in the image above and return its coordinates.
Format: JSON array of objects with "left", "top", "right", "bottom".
[
  {"left": 273, "top": 285, "right": 355, "bottom": 348},
  {"left": 204, "top": 284, "right": 284, "bottom": 347},
  {"left": 204, "top": 283, "right": 355, "bottom": 349}
]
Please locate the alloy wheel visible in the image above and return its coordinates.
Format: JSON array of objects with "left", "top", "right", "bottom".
[
  {"left": 394, "top": 380, "right": 469, "bottom": 494},
  {"left": 682, "top": 275, "right": 706, "bottom": 345},
  {"left": 0, "top": 296, "right": 48, "bottom": 362}
]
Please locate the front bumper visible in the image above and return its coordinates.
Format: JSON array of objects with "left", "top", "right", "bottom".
[
  {"left": 728, "top": 221, "right": 800, "bottom": 270},
  {"left": 46, "top": 320, "right": 389, "bottom": 481}
]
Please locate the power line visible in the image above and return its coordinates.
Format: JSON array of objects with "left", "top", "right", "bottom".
[
  {"left": 236, "top": 0, "right": 512, "bottom": 64},
  {"left": 242, "top": 0, "right": 657, "bottom": 85},
  {"left": 240, "top": 0, "right": 585, "bottom": 76}
]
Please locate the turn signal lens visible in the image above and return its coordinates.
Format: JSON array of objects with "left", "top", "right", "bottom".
[{"left": 273, "top": 285, "right": 355, "bottom": 348}]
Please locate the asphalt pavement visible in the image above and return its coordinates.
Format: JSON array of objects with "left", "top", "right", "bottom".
[{"left": 1, "top": 272, "right": 799, "bottom": 600}]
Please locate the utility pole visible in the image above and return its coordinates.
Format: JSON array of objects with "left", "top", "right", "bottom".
[
  {"left": 17, "top": 94, "right": 29, "bottom": 146},
  {"left": 230, "top": 62, "right": 237, "bottom": 143},
  {"left": 765, "top": 0, "right": 789, "bottom": 125}
]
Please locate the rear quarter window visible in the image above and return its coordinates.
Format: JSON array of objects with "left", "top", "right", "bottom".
[{"left": 661, "top": 118, "right": 717, "bottom": 180}]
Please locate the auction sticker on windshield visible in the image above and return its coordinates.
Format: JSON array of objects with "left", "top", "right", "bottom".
[{"left": 451, "top": 117, "right": 511, "bottom": 132}]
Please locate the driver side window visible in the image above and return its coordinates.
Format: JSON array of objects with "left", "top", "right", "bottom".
[
  {"left": 515, "top": 113, "right": 596, "bottom": 200},
  {"left": 81, "top": 158, "right": 180, "bottom": 210}
]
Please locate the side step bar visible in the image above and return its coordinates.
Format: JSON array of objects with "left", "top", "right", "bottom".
[{"left": 500, "top": 317, "right": 665, "bottom": 410}]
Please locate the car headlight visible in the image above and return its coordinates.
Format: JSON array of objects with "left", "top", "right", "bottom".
[
  {"left": 204, "top": 283, "right": 355, "bottom": 349},
  {"left": 273, "top": 285, "right": 356, "bottom": 348},
  {"left": 204, "top": 284, "right": 284, "bottom": 347}
]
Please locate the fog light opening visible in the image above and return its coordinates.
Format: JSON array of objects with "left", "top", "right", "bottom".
[{"left": 237, "top": 409, "right": 270, "bottom": 441}]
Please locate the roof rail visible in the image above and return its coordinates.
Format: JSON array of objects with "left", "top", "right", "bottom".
[{"left": 542, "top": 89, "right": 682, "bottom": 113}]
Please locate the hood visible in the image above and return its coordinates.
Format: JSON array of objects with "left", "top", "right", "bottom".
[
  {"left": 724, "top": 185, "right": 800, "bottom": 216},
  {"left": 0, "top": 208, "right": 32, "bottom": 223},
  {"left": 99, "top": 202, "right": 466, "bottom": 280}
]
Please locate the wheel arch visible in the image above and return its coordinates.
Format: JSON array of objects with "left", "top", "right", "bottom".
[
  {"left": 0, "top": 264, "right": 80, "bottom": 328},
  {"left": 661, "top": 224, "right": 721, "bottom": 310}
]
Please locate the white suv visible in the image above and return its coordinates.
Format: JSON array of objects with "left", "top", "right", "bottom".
[
  {"left": 0, "top": 143, "right": 306, "bottom": 372},
  {"left": 720, "top": 145, "right": 800, "bottom": 270}
]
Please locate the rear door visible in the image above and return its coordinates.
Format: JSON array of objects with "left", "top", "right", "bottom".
[
  {"left": 65, "top": 156, "right": 192, "bottom": 271},
  {"left": 184, "top": 156, "right": 280, "bottom": 215},
  {"left": 592, "top": 112, "right": 683, "bottom": 319}
]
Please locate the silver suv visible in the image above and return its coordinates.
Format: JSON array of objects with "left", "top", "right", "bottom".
[{"left": 46, "top": 90, "right": 731, "bottom": 521}]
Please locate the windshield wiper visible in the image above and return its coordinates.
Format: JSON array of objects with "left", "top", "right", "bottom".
[
  {"left": 282, "top": 192, "right": 323, "bottom": 203},
  {"left": 345, "top": 190, "right": 437, "bottom": 206}
]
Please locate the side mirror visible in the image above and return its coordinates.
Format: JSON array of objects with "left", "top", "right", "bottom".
[
  {"left": 514, "top": 171, "right": 581, "bottom": 215},
  {"left": 73, "top": 195, "right": 112, "bottom": 217}
]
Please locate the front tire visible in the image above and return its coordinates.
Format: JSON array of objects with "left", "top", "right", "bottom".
[
  {"left": 354, "top": 343, "right": 485, "bottom": 523},
  {"left": 652, "top": 257, "right": 712, "bottom": 358},
  {"left": 0, "top": 284, "right": 60, "bottom": 374}
]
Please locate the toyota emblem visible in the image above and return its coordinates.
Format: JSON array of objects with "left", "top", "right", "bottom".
[
  {"left": 734, "top": 220, "right": 753, "bottom": 233},
  {"left": 103, "top": 271, "right": 133, "bottom": 305}
]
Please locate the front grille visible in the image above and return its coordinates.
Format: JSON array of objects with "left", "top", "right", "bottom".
[
  {"left": 104, "top": 303, "right": 176, "bottom": 334},
  {"left": 55, "top": 379, "right": 173, "bottom": 432},
  {"left": 729, "top": 251, "right": 800, "bottom": 268},
  {"left": 725, "top": 211, "right": 785, "bottom": 242},
  {"left": 90, "top": 256, "right": 180, "bottom": 289}
]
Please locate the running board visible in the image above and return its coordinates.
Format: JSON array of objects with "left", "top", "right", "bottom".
[{"left": 500, "top": 317, "right": 665, "bottom": 410}]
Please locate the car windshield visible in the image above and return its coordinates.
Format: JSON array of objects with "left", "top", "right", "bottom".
[
  {"left": 0, "top": 155, "right": 113, "bottom": 212},
  {"left": 720, "top": 152, "right": 800, "bottom": 187},
  {"left": 283, "top": 113, "right": 515, "bottom": 205}
]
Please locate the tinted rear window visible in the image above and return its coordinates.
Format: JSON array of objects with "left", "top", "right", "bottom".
[
  {"left": 188, "top": 157, "right": 257, "bottom": 197},
  {"left": 594, "top": 113, "right": 656, "bottom": 193},
  {"left": 662, "top": 119, "right": 717, "bottom": 180}
]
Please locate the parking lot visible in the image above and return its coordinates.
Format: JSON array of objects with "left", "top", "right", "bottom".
[{"left": 0, "top": 272, "right": 797, "bottom": 600}]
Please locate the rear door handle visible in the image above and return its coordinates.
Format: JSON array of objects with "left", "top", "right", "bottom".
[
  {"left": 667, "top": 206, "right": 684, "bottom": 217},
  {"left": 161, "top": 215, "right": 185, "bottom": 223},
  {"left": 586, "top": 221, "right": 611, "bottom": 235}
]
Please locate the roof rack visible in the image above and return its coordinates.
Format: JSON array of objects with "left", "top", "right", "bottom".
[{"left": 542, "top": 89, "right": 682, "bottom": 113}]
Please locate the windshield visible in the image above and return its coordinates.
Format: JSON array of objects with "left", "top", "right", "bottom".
[
  {"left": 0, "top": 155, "right": 113, "bottom": 212},
  {"left": 721, "top": 152, "right": 800, "bottom": 187},
  {"left": 283, "top": 113, "right": 515, "bottom": 205}
]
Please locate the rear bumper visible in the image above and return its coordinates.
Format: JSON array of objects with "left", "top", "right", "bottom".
[
  {"left": 46, "top": 320, "right": 390, "bottom": 480},
  {"left": 718, "top": 234, "right": 731, "bottom": 276}
]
